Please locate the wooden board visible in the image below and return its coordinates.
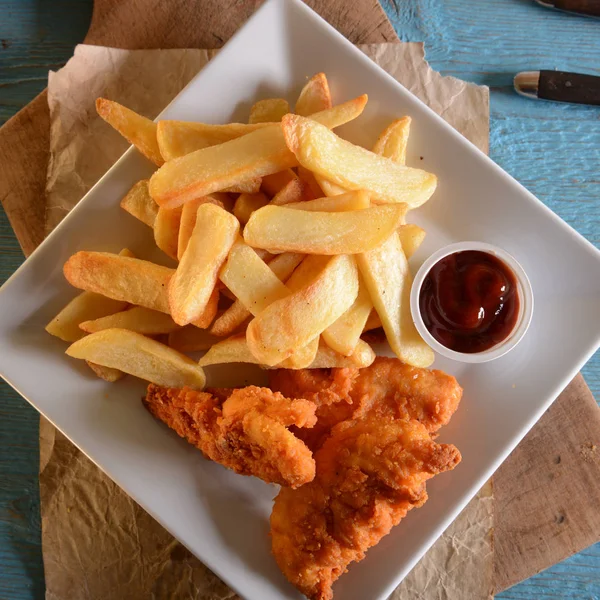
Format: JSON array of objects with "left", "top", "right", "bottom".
[
  {"left": 494, "top": 373, "right": 600, "bottom": 592},
  {"left": 0, "top": 0, "right": 598, "bottom": 594}
]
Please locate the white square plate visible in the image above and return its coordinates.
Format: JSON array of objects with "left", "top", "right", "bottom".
[{"left": 1, "top": 0, "right": 600, "bottom": 598}]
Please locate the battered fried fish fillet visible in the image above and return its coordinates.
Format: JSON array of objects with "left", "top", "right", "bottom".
[
  {"left": 269, "top": 368, "right": 358, "bottom": 450},
  {"left": 144, "top": 385, "right": 317, "bottom": 488},
  {"left": 348, "top": 357, "right": 462, "bottom": 430},
  {"left": 269, "top": 357, "right": 462, "bottom": 450},
  {"left": 270, "top": 417, "right": 461, "bottom": 600}
]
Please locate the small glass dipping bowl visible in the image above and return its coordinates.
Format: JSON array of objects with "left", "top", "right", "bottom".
[{"left": 410, "top": 241, "right": 534, "bottom": 364}]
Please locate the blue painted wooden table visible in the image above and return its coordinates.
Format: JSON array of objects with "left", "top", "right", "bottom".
[{"left": 0, "top": 0, "right": 598, "bottom": 598}]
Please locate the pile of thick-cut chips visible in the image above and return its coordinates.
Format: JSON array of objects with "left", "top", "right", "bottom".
[{"left": 46, "top": 73, "right": 437, "bottom": 391}]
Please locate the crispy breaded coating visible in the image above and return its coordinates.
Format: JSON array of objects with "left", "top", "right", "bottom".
[
  {"left": 270, "top": 417, "right": 461, "bottom": 600},
  {"left": 144, "top": 385, "right": 317, "bottom": 488},
  {"left": 269, "top": 367, "right": 358, "bottom": 450},
  {"left": 270, "top": 357, "right": 462, "bottom": 450}
]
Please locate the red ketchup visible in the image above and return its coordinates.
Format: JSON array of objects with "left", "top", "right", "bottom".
[{"left": 419, "top": 250, "right": 520, "bottom": 353}]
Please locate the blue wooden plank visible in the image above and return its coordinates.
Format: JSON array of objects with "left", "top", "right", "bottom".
[
  {"left": 0, "top": 207, "right": 43, "bottom": 600},
  {"left": 382, "top": 1, "right": 600, "bottom": 598},
  {"left": 0, "top": 0, "right": 93, "bottom": 123},
  {"left": 0, "top": 0, "right": 598, "bottom": 598}
]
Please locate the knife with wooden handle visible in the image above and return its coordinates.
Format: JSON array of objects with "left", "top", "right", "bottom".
[
  {"left": 514, "top": 70, "right": 600, "bottom": 105},
  {"left": 535, "top": 0, "right": 600, "bottom": 17}
]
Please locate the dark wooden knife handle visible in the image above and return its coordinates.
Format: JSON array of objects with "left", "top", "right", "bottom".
[
  {"left": 538, "top": 70, "right": 600, "bottom": 106},
  {"left": 553, "top": 0, "right": 600, "bottom": 16}
]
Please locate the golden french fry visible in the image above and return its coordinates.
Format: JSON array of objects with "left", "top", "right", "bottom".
[
  {"left": 296, "top": 166, "right": 322, "bottom": 198},
  {"left": 211, "top": 250, "right": 306, "bottom": 356},
  {"left": 307, "top": 338, "right": 375, "bottom": 368},
  {"left": 233, "top": 192, "right": 269, "bottom": 224},
  {"left": 46, "top": 293, "right": 128, "bottom": 342},
  {"left": 193, "top": 285, "right": 220, "bottom": 329},
  {"left": 363, "top": 310, "right": 382, "bottom": 332},
  {"left": 313, "top": 176, "right": 347, "bottom": 197},
  {"left": 262, "top": 252, "right": 304, "bottom": 281},
  {"left": 220, "top": 242, "right": 289, "bottom": 315},
  {"left": 63, "top": 252, "right": 214, "bottom": 328},
  {"left": 243, "top": 204, "right": 406, "bottom": 254},
  {"left": 66, "top": 328, "right": 206, "bottom": 389},
  {"left": 218, "top": 282, "right": 236, "bottom": 302},
  {"left": 249, "top": 99, "right": 290, "bottom": 124},
  {"left": 273, "top": 337, "right": 319, "bottom": 369},
  {"left": 322, "top": 271, "right": 373, "bottom": 356},
  {"left": 86, "top": 361, "right": 124, "bottom": 383},
  {"left": 168, "top": 326, "right": 223, "bottom": 353},
  {"left": 120, "top": 180, "right": 158, "bottom": 227},
  {"left": 210, "top": 301, "right": 250, "bottom": 337},
  {"left": 357, "top": 231, "right": 434, "bottom": 367},
  {"left": 157, "top": 121, "right": 271, "bottom": 161},
  {"left": 64, "top": 252, "right": 173, "bottom": 313},
  {"left": 270, "top": 178, "right": 312, "bottom": 206},
  {"left": 199, "top": 333, "right": 318, "bottom": 370},
  {"left": 295, "top": 73, "right": 332, "bottom": 116},
  {"left": 151, "top": 124, "right": 288, "bottom": 208},
  {"left": 261, "top": 169, "right": 297, "bottom": 196},
  {"left": 83, "top": 263, "right": 137, "bottom": 384},
  {"left": 246, "top": 255, "right": 358, "bottom": 365},
  {"left": 154, "top": 205, "right": 182, "bottom": 260},
  {"left": 48, "top": 248, "right": 135, "bottom": 342},
  {"left": 286, "top": 190, "right": 370, "bottom": 212},
  {"left": 80, "top": 306, "right": 180, "bottom": 335},
  {"left": 216, "top": 193, "right": 236, "bottom": 213},
  {"left": 212, "top": 252, "right": 303, "bottom": 336},
  {"left": 96, "top": 98, "right": 163, "bottom": 166},
  {"left": 373, "top": 116, "right": 411, "bottom": 164},
  {"left": 118, "top": 248, "right": 136, "bottom": 259},
  {"left": 198, "top": 333, "right": 256, "bottom": 366},
  {"left": 149, "top": 95, "right": 368, "bottom": 208},
  {"left": 169, "top": 204, "right": 239, "bottom": 325},
  {"left": 223, "top": 177, "right": 262, "bottom": 195},
  {"left": 282, "top": 114, "right": 436, "bottom": 208},
  {"left": 398, "top": 223, "right": 426, "bottom": 259},
  {"left": 178, "top": 195, "right": 225, "bottom": 260}
]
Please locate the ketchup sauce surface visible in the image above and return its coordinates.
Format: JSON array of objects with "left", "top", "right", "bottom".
[{"left": 419, "top": 250, "right": 520, "bottom": 353}]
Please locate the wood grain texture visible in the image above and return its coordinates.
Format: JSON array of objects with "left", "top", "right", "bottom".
[
  {"left": 0, "top": 92, "right": 48, "bottom": 253},
  {"left": 382, "top": 2, "right": 600, "bottom": 597},
  {"left": 0, "top": 0, "right": 599, "bottom": 599},
  {"left": 0, "top": 212, "right": 42, "bottom": 599},
  {"left": 85, "top": 0, "right": 397, "bottom": 48},
  {"left": 494, "top": 374, "right": 600, "bottom": 592}
]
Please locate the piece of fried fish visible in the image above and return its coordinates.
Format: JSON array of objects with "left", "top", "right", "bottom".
[
  {"left": 144, "top": 384, "right": 317, "bottom": 488},
  {"left": 271, "top": 417, "right": 461, "bottom": 600}
]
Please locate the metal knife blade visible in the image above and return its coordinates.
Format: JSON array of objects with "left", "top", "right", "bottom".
[
  {"left": 514, "top": 70, "right": 600, "bottom": 106},
  {"left": 535, "top": 0, "right": 600, "bottom": 18}
]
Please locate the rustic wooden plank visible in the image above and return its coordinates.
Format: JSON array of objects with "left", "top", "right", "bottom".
[
  {"left": 85, "top": 0, "right": 397, "bottom": 48},
  {"left": 0, "top": 204, "right": 42, "bottom": 600},
  {"left": 494, "top": 374, "right": 600, "bottom": 593},
  {"left": 0, "top": 93, "right": 49, "bottom": 254},
  {"left": 0, "top": 0, "right": 93, "bottom": 124}
]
